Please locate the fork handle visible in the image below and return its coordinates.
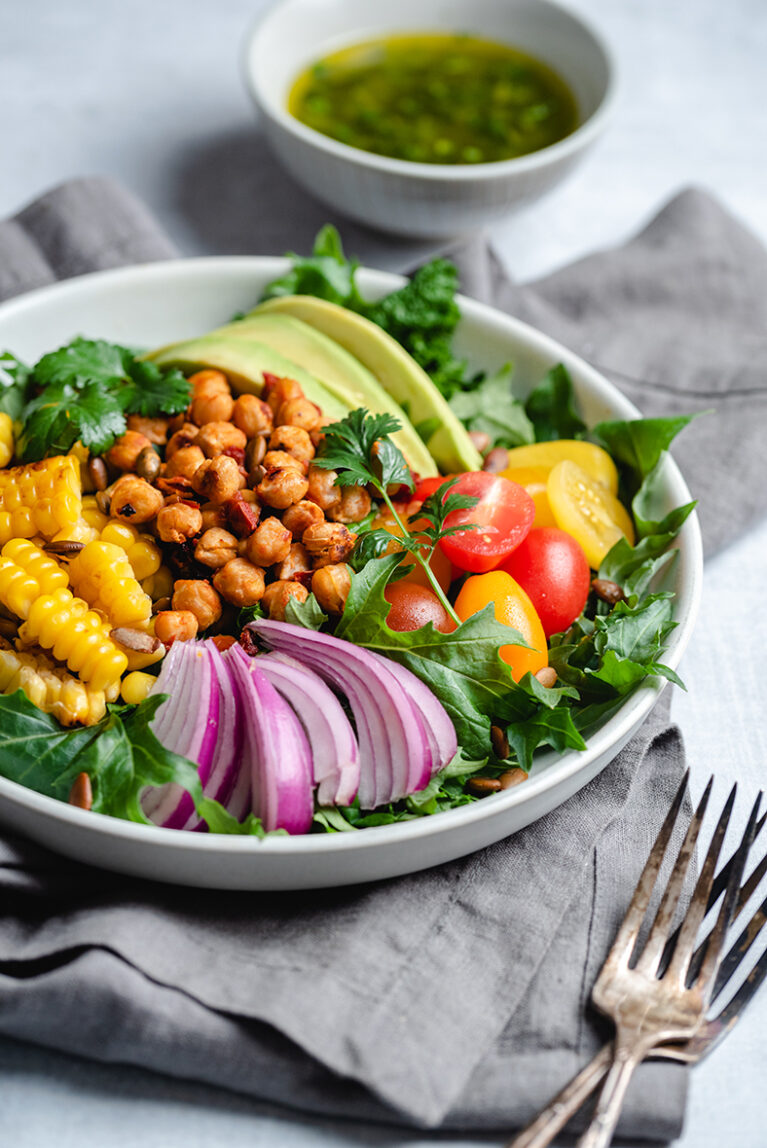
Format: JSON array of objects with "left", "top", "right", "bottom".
[
  {"left": 505, "top": 1042, "right": 614, "bottom": 1148},
  {"left": 575, "top": 1039, "right": 645, "bottom": 1148}
]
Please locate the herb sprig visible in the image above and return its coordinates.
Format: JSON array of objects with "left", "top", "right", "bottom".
[
  {"left": 10, "top": 338, "right": 192, "bottom": 462},
  {"left": 314, "top": 409, "right": 478, "bottom": 624}
]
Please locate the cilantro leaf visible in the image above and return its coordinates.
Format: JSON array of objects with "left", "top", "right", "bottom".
[
  {"left": 524, "top": 363, "right": 587, "bottom": 442},
  {"left": 448, "top": 364, "right": 535, "bottom": 449},
  {"left": 0, "top": 351, "right": 31, "bottom": 420},
  {"left": 414, "top": 477, "right": 479, "bottom": 546},
  {"left": 33, "top": 337, "right": 130, "bottom": 389},
  {"left": 315, "top": 408, "right": 414, "bottom": 492},
  {"left": 19, "top": 337, "right": 192, "bottom": 460},
  {"left": 121, "top": 359, "right": 192, "bottom": 417},
  {"left": 18, "top": 380, "right": 127, "bottom": 460}
]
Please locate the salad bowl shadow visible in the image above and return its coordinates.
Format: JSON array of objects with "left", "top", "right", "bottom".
[{"left": 0, "top": 258, "right": 702, "bottom": 890}]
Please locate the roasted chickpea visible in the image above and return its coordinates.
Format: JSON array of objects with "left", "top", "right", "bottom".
[
  {"left": 261, "top": 579, "right": 309, "bottom": 621},
  {"left": 306, "top": 465, "right": 342, "bottom": 513},
  {"left": 274, "top": 542, "right": 310, "bottom": 581},
  {"left": 166, "top": 423, "right": 199, "bottom": 459},
  {"left": 194, "top": 527, "right": 239, "bottom": 569},
  {"left": 189, "top": 369, "right": 229, "bottom": 393},
  {"left": 262, "top": 449, "right": 308, "bottom": 475},
  {"left": 127, "top": 415, "right": 169, "bottom": 445},
  {"left": 312, "top": 563, "right": 351, "bottom": 615},
  {"left": 154, "top": 609, "right": 198, "bottom": 645},
  {"left": 276, "top": 397, "right": 322, "bottom": 432},
  {"left": 233, "top": 394, "right": 273, "bottom": 438},
  {"left": 200, "top": 501, "right": 229, "bottom": 531},
  {"left": 302, "top": 521, "right": 357, "bottom": 567},
  {"left": 196, "top": 421, "right": 247, "bottom": 459},
  {"left": 191, "top": 455, "right": 245, "bottom": 503},
  {"left": 327, "top": 484, "right": 372, "bottom": 524},
  {"left": 107, "top": 430, "right": 153, "bottom": 472},
  {"left": 282, "top": 499, "right": 324, "bottom": 536},
  {"left": 110, "top": 475, "right": 164, "bottom": 524},
  {"left": 212, "top": 558, "right": 266, "bottom": 607},
  {"left": 156, "top": 502, "right": 203, "bottom": 544},
  {"left": 172, "top": 579, "right": 222, "bottom": 631},
  {"left": 268, "top": 425, "right": 315, "bottom": 464},
  {"left": 244, "top": 517, "right": 292, "bottom": 567},
  {"left": 191, "top": 389, "right": 234, "bottom": 426},
  {"left": 165, "top": 444, "right": 206, "bottom": 480},
  {"left": 257, "top": 467, "right": 309, "bottom": 510},
  {"left": 263, "top": 374, "right": 303, "bottom": 415}
]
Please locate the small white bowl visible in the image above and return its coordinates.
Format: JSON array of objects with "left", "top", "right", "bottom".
[{"left": 243, "top": 0, "right": 616, "bottom": 238}]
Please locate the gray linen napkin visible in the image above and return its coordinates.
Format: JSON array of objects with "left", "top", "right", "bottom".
[{"left": 1, "top": 178, "right": 765, "bottom": 1140}]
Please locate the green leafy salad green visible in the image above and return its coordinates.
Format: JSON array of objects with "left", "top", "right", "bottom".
[{"left": 0, "top": 228, "right": 697, "bottom": 835}]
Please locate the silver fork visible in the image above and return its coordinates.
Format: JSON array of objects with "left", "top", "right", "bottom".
[
  {"left": 508, "top": 774, "right": 760, "bottom": 1148},
  {"left": 509, "top": 799, "right": 767, "bottom": 1148}
]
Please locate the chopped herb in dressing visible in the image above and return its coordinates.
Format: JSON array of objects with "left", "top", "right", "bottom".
[{"left": 288, "top": 33, "right": 579, "bottom": 165}]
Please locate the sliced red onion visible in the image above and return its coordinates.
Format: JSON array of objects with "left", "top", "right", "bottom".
[
  {"left": 258, "top": 652, "right": 360, "bottom": 806},
  {"left": 144, "top": 640, "right": 219, "bottom": 829},
  {"left": 379, "top": 658, "right": 457, "bottom": 778},
  {"left": 250, "top": 620, "right": 438, "bottom": 809},
  {"left": 225, "top": 644, "right": 313, "bottom": 834}
]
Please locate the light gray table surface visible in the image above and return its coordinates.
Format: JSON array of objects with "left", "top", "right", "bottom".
[{"left": 1, "top": 0, "right": 766, "bottom": 1144}]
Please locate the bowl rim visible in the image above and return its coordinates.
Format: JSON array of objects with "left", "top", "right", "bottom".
[
  {"left": 242, "top": 0, "right": 618, "bottom": 183},
  {"left": 0, "top": 256, "right": 703, "bottom": 860}
]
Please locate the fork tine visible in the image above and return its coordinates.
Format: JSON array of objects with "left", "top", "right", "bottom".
[
  {"left": 605, "top": 770, "right": 690, "bottom": 969},
  {"left": 634, "top": 776, "right": 713, "bottom": 976},
  {"left": 657, "top": 808, "right": 767, "bottom": 979},
  {"left": 680, "top": 840, "right": 767, "bottom": 987},
  {"left": 704, "top": 920, "right": 767, "bottom": 1059},
  {"left": 711, "top": 889, "right": 767, "bottom": 1001},
  {"left": 694, "top": 791, "right": 762, "bottom": 997},
  {"left": 664, "top": 783, "right": 739, "bottom": 983}
]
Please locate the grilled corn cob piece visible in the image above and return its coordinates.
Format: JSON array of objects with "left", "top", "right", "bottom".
[
  {"left": 0, "top": 639, "right": 112, "bottom": 726},
  {"left": 68, "top": 540, "right": 152, "bottom": 628},
  {"left": 0, "top": 456, "right": 82, "bottom": 545},
  {"left": 17, "top": 586, "right": 127, "bottom": 692},
  {"left": 0, "top": 413, "right": 14, "bottom": 468},
  {"left": 0, "top": 538, "right": 68, "bottom": 617}
]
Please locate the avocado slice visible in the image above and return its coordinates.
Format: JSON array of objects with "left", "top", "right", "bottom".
[
  {"left": 254, "top": 295, "right": 482, "bottom": 473},
  {"left": 208, "top": 313, "right": 438, "bottom": 478},
  {"left": 146, "top": 334, "right": 438, "bottom": 474},
  {"left": 148, "top": 336, "right": 349, "bottom": 419}
]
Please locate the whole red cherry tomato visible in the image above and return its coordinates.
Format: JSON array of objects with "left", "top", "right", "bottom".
[
  {"left": 435, "top": 472, "right": 535, "bottom": 574},
  {"left": 500, "top": 527, "right": 590, "bottom": 637},
  {"left": 384, "top": 581, "right": 456, "bottom": 633}
]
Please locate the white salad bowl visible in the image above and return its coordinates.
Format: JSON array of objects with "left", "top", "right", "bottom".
[
  {"left": 243, "top": 0, "right": 616, "bottom": 237},
  {"left": 0, "top": 258, "right": 702, "bottom": 889}
]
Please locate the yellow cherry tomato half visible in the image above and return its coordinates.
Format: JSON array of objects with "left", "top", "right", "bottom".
[
  {"left": 454, "top": 570, "right": 548, "bottom": 682},
  {"left": 502, "top": 440, "right": 619, "bottom": 495},
  {"left": 546, "top": 459, "right": 635, "bottom": 569},
  {"left": 500, "top": 465, "right": 558, "bottom": 528}
]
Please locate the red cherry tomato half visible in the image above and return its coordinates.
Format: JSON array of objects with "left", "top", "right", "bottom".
[
  {"left": 384, "top": 581, "right": 456, "bottom": 633},
  {"left": 412, "top": 475, "right": 458, "bottom": 504},
  {"left": 500, "top": 527, "right": 590, "bottom": 638},
  {"left": 436, "top": 472, "right": 536, "bottom": 574}
]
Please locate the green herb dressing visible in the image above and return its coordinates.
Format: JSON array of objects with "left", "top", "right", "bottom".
[{"left": 288, "top": 33, "right": 578, "bottom": 165}]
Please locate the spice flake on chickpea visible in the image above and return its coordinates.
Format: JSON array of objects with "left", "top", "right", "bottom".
[{"left": 0, "top": 233, "right": 697, "bottom": 837}]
